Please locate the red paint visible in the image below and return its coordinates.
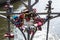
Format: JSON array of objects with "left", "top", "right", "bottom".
[{"left": 26, "top": 18, "right": 30, "bottom": 22}]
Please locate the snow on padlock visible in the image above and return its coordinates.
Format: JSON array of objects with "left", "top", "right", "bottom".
[
  {"left": 34, "top": 23, "right": 38, "bottom": 27},
  {"left": 10, "top": 33, "right": 14, "bottom": 38}
]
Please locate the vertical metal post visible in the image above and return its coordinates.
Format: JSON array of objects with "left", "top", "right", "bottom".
[
  {"left": 27, "top": 27, "right": 30, "bottom": 40},
  {"left": 7, "top": 5, "right": 13, "bottom": 40},
  {"left": 7, "top": 13, "right": 11, "bottom": 40},
  {"left": 46, "top": 14, "right": 50, "bottom": 40},
  {"left": 46, "top": 0, "right": 52, "bottom": 40},
  {"left": 28, "top": 0, "right": 31, "bottom": 40},
  {"left": 28, "top": 0, "right": 32, "bottom": 12},
  {"left": 6, "top": 0, "right": 11, "bottom": 40},
  {"left": 28, "top": 28, "right": 30, "bottom": 40},
  {"left": 6, "top": 0, "right": 13, "bottom": 40},
  {"left": 7, "top": 8, "right": 10, "bottom": 40}
]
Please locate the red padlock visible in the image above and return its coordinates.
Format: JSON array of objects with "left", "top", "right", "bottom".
[
  {"left": 19, "top": 14, "right": 24, "bottom": 19},
  {"left": 37, "top": 22, "right": 43, "bottom": 26}
]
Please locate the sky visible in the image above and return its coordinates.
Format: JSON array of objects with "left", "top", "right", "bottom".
[
  {"left": 17, "top": 0, "right": 60, "bottom": 13},
  {"left": 32, "top": 0, "right": 60, "bottom": 12}
]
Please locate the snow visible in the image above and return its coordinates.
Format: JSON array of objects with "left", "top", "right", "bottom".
[
  {"left": 33, "top": 30, "right": 55, "bottom": 40},
  {"left": 14, "top": 26, "right": 25, "bottom": 40},
  {"left": 14, "top": 25, "right": 56, "bottom": 40},
  {"left": 13, "top": 17, "right": 60, "bottom": 40}
]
